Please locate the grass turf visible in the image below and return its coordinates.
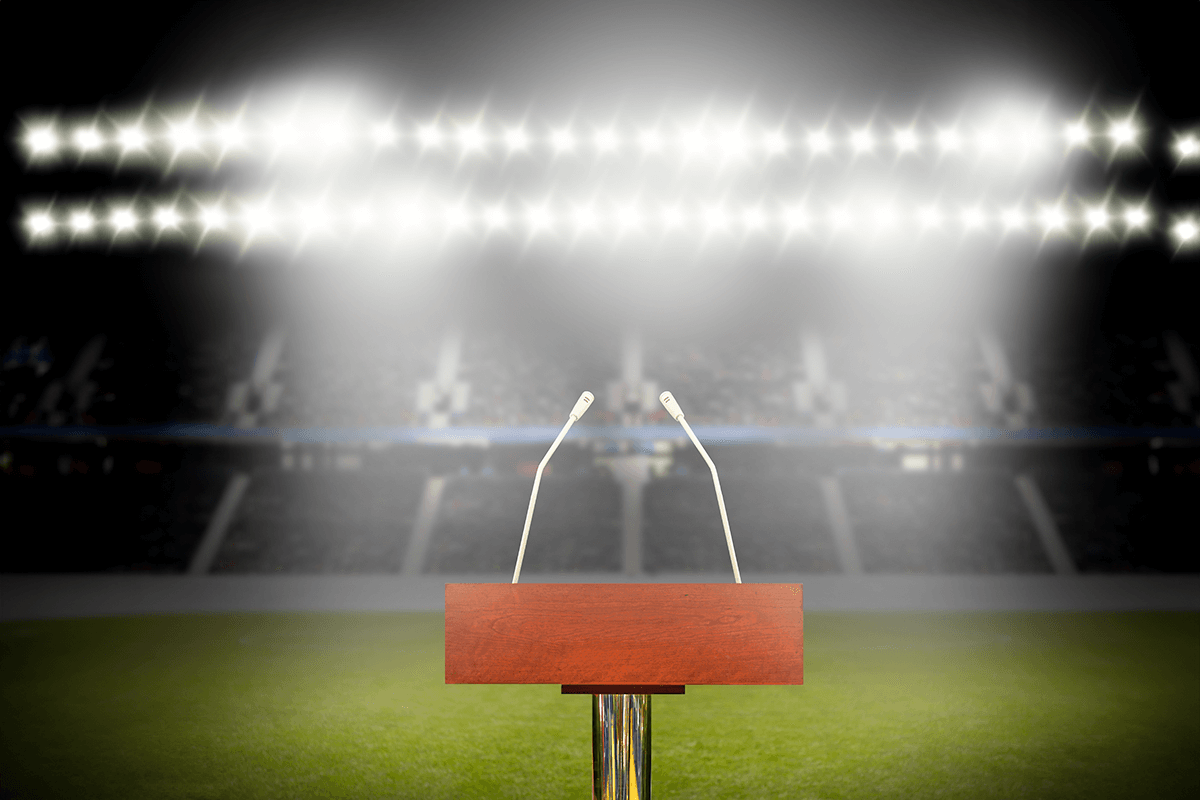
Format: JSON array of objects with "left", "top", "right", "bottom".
[{"left": 0, "top": 611, "right": 1196, "bottom": 799}]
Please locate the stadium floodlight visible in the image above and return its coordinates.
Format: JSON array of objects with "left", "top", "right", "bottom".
[
  {"left": 850, "top": 128, "right": 874, "bottom": 154},
  {"left": 593, "top": 128, "right": 618, "bottom": 153},
  {"left": 615, "top": 203, "right": 642, "bottom": 231},
  {"left": 718, "top": 129, "right": 748, "bottom": 159},
  {"left": 317, "top": 123, "right": 350, "bottom": 151},
  {"left": 742, "top": 207, "right": 766, "bottom": 231},
  {"left": 74, "top": 127, "right": 103, "bottom": 152},
  {"left": 1109, "top": 119, "right": 1136, "bottom": 147},
  {"left": 457, "top": 124, "right": 485, "bottom": 153},
  {"left": 703, "top": 205, "right": 729, "bottom": 230},
  {"left": 117, "top": 126, "right": 148, "bottom": 152},
  {"left": 571, "top": 204, "right": 599, "bottom": 231},
  {"left": 70, "top": 210, "right": 95, "bottom": 233},
  {"left": 347, "top": 204, "right": 375, "bottom": 230},
  {"left": 1175, "top": 134, "right": 1198, "bottom": 160},
  {"left": 525, "top": 205, "right": 553, "bottom": 233},
  {"left": 918, "top": 205, "right": 943, "bottom": 229},
  {"left": 27, "top": 127, "right": 58, "bottom": 155},
  {"left": 167, "top": 120, "right": 201, "bottom": 153},
  {"left": 154, "top": 207, "right": 181, "bottom": 229},
  {"left": 975, "top": 127, "right": 1000, "bottom": 154},
  {"left": 872, "top": 205, "right": 897, "bottom": 230},
  {"left": 637, "top": 129, "right": 664, "bottom": 153},
  {"left": 1039, "top": 205, "right": 1067, "bottom": 232},
  {"left": 199, "top": 205, "right": 227, "bottom": 231},
  {"left": 242, "top": 203, "right": 276, "bottom": 237},
  {"left": 417, "top": 123, "right": 444, "bottom": 149},
  {"left": 27, "top": 212, "right": 54, "bottom": 235},
  {"left": 442, "top": 204, "right": 471, "bottom": 231},
  {"left": 1123, "top": 206, "right": 1149, "bottom": 228},
  {"left": 369, "top": 122, "right": 397, "bottom": 147},
  {"left": 783, "top": 205, "right": 810, "bottom": 231},
  {"left": 1174, "top": 218, "right": 1198, "bottom": 244},
  {"left": 1085, "top": 206, "right": 1109, "bottom": 231},
  {"left": 1064, "top": 121, "right": 1091, "bottom": 147},
  {"left": 829, "top": 206, "right": 851, "bottom": 232},
  {"left": 215, "top": 122, "right": 247, "bottom": 152},
  {"left": 661, "top": 204, "right": 685, "bottom": 230},
  {"left": 550, "top": 128, "right": 576, "bottom": 154},
  {"left": 893, "top": 128, "right": 918, "bottom": 153},
  {"left": 504, "top": 127, "right": 530, "bottom": 151},
  {"left": 1001, "top": 206, "right": 1026, "bottom": 231},
  {"left": 110, "top": 208, "right": 138, "bottom": 232},
  {"left": 680, "top": 126, "right": 709, "bottom": 156},
  {"left": 960, "top": 207, "right": 986, "bottom": 231},
  {"left": 483, "top": 205, "right": 508, "bottom": 230},
  {"left": 297, "top": 203, "right": 332, "bottom": 234},
  {"left": 763, "top": 130, "right": 787, "bottom": 155},
  {"left": 936, "top": 128, "right": 962, "bottom": 153},
  {"left": 807, "top": 130, "right": 832, "bottom": 154}
]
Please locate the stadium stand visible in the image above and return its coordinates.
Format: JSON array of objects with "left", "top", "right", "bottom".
[
  {"left": 424, "top": 474, "right": 622, "bottom": 573},
  {"left": 838, "top": 469, "right": 1053, "bottom": 573},
  {"left": 212, "top": 468, "right": 427, "bottom": 572}
]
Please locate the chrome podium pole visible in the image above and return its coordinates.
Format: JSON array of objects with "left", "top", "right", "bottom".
[{"left": 592, "top": 694, "right": 651, "bottom": 800}]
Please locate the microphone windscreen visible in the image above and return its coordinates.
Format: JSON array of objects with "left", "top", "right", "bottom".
[
  {"left": 660, "top": 391, "right": 685, "bottom": 420},
  {"left": 569, "top": 391, "right": 595, "bottom": 421}
]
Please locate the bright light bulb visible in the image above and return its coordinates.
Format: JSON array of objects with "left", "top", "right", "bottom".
[
  {"left": 703, "top": 206, "right": 729, "bottom": 229},
  {"left": 298, "top": 204, "right": 331, "bottom": 233},
  {"left": 661, "top": 205, "right": 684, "bottom": 229},
  {"left": 348, "top": 205, "right": 375, "bottom": 230},
  {"left": 829, "top": 207, "right": 851, "bottom": 231},
  {"left": 1039, "top": 206, "right": 1067, "bottom": 231},
  {"left": 370, "top": 122, "right": 397, "bottom": 146},
  {"left": 318, "top": 123, "right": 349, "bottom": 151},
  {"left": 918, "top": 206, "right": 943, "bottom": 228},
  {"left": 505, "top": 127, "right": 530, "bottom": 151},
  {"left": 1085, "top": 207, "right": 1109, "bottom": 230},
  {"left": 70, "top": 211, "right": 95, "bottom": 233},
  {"left": 457, "top": 125, "right": 485, "bottom": 152},
  {"left": 638, "top": 129, "right": 663, "bottom": 153},
  {"left": 616, "top": 204, "right": 642, "bottom": 230},
  {"left": 1174, "top": 219, "right": 1198, "bottom": 243},
  {"left": 28, "top": 127, "right": 58, "bottom": 154},
  {"left": 937, "top": 128, "right": 962, "bottom": 152},
  {"left": 1001, "top": 207, "right": 1026, "bottom": 230},
  {"left": 550, "top": 128, "right": 576, "bottom": 153},
  {"left": 718, "top": 129, "right": 748, "bottom": 159},
  {"left": 571, "top": 205, "right": 599, "bottom": 231},
  {"left": 594, "top": 128, "right": 618, "bottom": 153},
  {"left": 117, "top": 126, "right": 147, "bottom": 151},
  {"left": 154, "top": 207, "right": 181, "bottom": 229},
  {"left": 110, "top": 208, "right": 137, "bottom": 231},
  {"left": 763, "top": 130, "right": 787, "bottom": 155},
  {"left": 243, "top": 204, "right": 276, "bottom": 235},
  {"left": 873, "top": 206, "right": 896, "bottom": 229},
  {"left": 1123, "top": 207, "right": 1149, "bottom": 228},
  {"left": 483, "top": 206, "right": 508, "bottom": 229},
  {"left": 850, "top": 128, "right": 873, "bottom": 153},
  {"left": 1064, "top": 121, "right": 1090, "bottom": 147},
  {"left": 807, "top": 130, "right": 832, "bottom": 154},
  {"left": 1176, "top": 134, "right": 1198, "bottom": 159},
  {"left": 680, "top": 127, "right": 709, "bottom": 155},
  {"left": 526, "top": 205, "right": 553, "bottom": 232},
  {"left": 167, "top": 121, "right": 200, "bottom": 152},
  {"left": 1109, "top": 119, "right": 1136, "bottom": 147},
  {"left": 200, "top": 206, "right": 227, "bottom": 230},
  {"left": 960, "top": 207, "right": 985, "bottom": 230},
  {"left": 74, "top": 127, "right": 103, "bottom": 151},
  {"left": 894, "top": 129, "right": 918, "bottom": 153},
  {"left": 783, "top": 206, "right": 809, "bottom": 230},
  {"left": 443, "top": 205, "right": 470, "bottom": 230},
  {"left": 417, "top": 124, "right": 443, "bottom": 149},
  {"left": 28, "top": 212, "right": 54, "bottom": 234},
  {"left": 215, "top": 122, "right": 246, "bottom": 151},
  {"left": 742, "top": 207, "right": 766, "bottom": 230}
]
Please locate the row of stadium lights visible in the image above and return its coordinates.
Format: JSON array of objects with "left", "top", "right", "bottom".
[
  {"left": 24, "top": 198, "right": 1197, "bottom": 245},
  {"left": 22, "top": 115, "right": 1199, "bottom": 164}
]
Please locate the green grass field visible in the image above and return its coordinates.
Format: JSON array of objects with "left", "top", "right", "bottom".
[{"left": 1, "top": 611, "right": 1196, "bottom": 799}]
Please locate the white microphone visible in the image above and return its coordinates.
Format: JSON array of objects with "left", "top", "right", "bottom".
[
  {"left": 659, "top": 391, "right": 742, "bottom": 584},
  {"left": 512, "top": 391, "right": 594, "bottom": 583}
]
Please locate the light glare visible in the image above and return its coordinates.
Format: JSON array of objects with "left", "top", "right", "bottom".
[{"left": 28, "top": 127, "right": 58, "bottom": 154}]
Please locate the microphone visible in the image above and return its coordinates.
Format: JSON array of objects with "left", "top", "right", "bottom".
[
  {"left": 659, "top": 391, "right": 742, "bottom": 583},
  {"left": 512, "top": 391, "right": 594, "bottom": 583}
]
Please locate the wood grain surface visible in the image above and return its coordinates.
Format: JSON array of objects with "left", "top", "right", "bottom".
[{"left": 445, "top": 583, "right": 802, "bottom": 686}]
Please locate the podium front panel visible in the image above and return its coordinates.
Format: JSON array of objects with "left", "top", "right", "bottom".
[{"left": 445, "top": 583, "right": 802, "bottom": 686}]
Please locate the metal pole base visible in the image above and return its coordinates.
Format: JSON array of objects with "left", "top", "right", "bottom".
[{"left": 592, "top": 694, "right": 651, "bottom": 800}]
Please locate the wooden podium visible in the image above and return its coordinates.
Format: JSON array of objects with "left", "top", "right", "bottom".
[{"left": 445, "top": 582, "right": 803, "bottom": 798}]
